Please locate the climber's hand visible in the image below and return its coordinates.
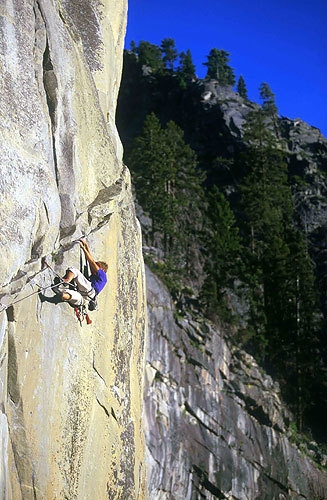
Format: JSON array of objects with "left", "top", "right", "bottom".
[{"left": 79, "top": 239, "right": 89, "bottom": 251}]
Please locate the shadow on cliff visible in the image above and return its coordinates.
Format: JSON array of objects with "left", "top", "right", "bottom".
[
  {"left": 38, "top": 292, "right": 63, "bottom": 305},
  {"left": 38, "top": 292, "right": 78, "bottom": 311}
]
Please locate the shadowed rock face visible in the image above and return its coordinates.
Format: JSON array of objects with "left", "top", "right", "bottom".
[
  {"left": 144, "top": 266, "right": 327, "bottom": 499},
  {"left": 0, "top": 1, "right": 147, "bottom": 499},
  {"left": 115, "top": 49, "right": 327, "bottom": 498}
]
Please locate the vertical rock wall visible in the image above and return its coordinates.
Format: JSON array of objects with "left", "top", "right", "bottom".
[
  {"left": 0, "top": 1, "right": 147, "bottom": 498},
  {"left": 145, "top": 266, "right": 327, "bottom": 499}
]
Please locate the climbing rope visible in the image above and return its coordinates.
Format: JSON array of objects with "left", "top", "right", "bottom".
[
  {"left": 0, "top": 259, "right": 72, "bottom": 314},
  {"left": 0, "top": 281, "right": 61, "bottom": 313}
]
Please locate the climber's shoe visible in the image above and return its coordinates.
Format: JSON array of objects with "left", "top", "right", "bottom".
[
  {"left": 39, "top": 292, "right": 47, "bottom": 303},
  {"left": 39, "top": 292, "right": 61, "bottom": 305}
]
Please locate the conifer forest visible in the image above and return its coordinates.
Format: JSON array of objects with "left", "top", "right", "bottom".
[{"left": 116, "top": 39, "right": 327, "bottom": 446}]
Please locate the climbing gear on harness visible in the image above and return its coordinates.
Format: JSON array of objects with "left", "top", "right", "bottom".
[
  {"left": 75, "top": 305, "right": 92, "bottom": 325},
  {"left": 41, "top": 258, "right": 93, "bottom": 325},
  {"left": 45, "top": 256, "right": 95, "bottom": 324}
]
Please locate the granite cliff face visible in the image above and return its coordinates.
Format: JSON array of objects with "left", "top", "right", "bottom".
[
  {"left": 0, "top": 2, "right": 147, "bottom": 499},
  {"left": 145, "top": 266, "right": 327, "bottom": 499},
  {"left": 2, "top": 5, "right": 327, "bottom": 498}
]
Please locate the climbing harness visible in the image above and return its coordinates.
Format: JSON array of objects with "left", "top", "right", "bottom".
[
  {"left": 47, "top": 254, "right": 98, "bottom": 325},
  {"left": 74, "top": 305, "right": 92, "bottom": 326}
]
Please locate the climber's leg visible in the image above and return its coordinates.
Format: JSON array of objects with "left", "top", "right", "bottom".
[
  {"left": 62, "top": 269, "right": 75, "bottom": 283},
  {"left": 63, "top": 267, "right": 93, "bottom": 295},
  {"left": 61, "top": 289, "right": 83, "bottom": 306}
]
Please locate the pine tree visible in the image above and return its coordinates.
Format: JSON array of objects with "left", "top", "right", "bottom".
[
  {"left": 203, "top": 48, "right": 235, "bottom": 85},
  {"left": 160, "top": 38, "right": 178, "bottom": 70},
  {"left": 201, "top": 185, "right": 241, "bottom": 316},
  {"left": 240, "top": 102, "right": 287, "bottom": 337},
  {"left": 259, "top": 82, "right": 280, "bottom": 138},
  {"left": 126, "top": 113, "right": 171, "bottom": 242},
  {"left": 237, "top": 75, "right": 248, "bottom": 99},
  {"left": 136, "top": 41, "right": 164, "bottom": 73},
  {"left": 130, "top": 40, "right": 137, "bottom": 54},
  {"left": 239, "top": 101, "right": 321, "bottom": 427},
  {"left": 270, "top": 229, "right": 320, "bottom": 431},
  {"left": 126, "top": 114, "right": 205, "bottom": 284},
  {"left": 178, "top": 49, "right": 196, "bottom": 81},
  {"left": 241, "top": 103, "right": 291, "bottom": 258},
  {"left": 200, "top": 276, "right": 220, "bottom": 320},
  {"left": 162, "top": 120, "right": 205, "bottom": 266},
  {"left": 206, "top": 186, "right": 241, "bottom": 283},
  {"left": 259, "top": 82, "right": 277, "bottom": 115}
]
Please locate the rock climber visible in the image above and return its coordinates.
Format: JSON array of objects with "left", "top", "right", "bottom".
[{"left": 59, "top": 239, "right": 108, "bottom": 309}]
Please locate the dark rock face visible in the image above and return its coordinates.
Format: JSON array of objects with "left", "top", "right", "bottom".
[
  {"left": 117, "top": 58, "right": 238, "bottom": 167},
  {"left": 201, "top": 85, "right": 327, "bottom": 238},
  {"left": 144, "top": 266, "right": 327, "bottom": 499}
]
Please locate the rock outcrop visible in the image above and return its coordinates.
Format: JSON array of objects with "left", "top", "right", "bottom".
[
  {"left": 0, "top": 2, "right": 147, "bottom": 499},
  {"left": 145, "top": 266, "right": 327, "bottom": 499}
]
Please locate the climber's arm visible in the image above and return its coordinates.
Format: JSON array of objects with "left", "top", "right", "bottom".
[{"left": 80, "top": 240, "right": 100, "bottom": 275}]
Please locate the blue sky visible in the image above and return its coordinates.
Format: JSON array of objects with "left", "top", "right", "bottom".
[{"left": 125, "top": 0, "right": 327, "bottom": 137}]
